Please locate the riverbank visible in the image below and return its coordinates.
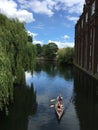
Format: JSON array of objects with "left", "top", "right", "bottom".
[{"left": 36, "top": 57, "right": 57, "bottom": 61}]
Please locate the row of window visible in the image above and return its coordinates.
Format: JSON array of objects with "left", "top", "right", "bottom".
[
  {"left": 80, "top": 1, "right": 95, "bottom": 29},
  {"left": 75, "top": 26, "right": 96, "bottom": 72},
  {"left": 75, "top": 1, "right": 98, "bottom": 73},
  {"left": 91, "top": 1, "right": 95, "bottom": 15}
]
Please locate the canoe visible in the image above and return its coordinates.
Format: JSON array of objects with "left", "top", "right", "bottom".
[{"left": 55, "top": 101, "right": 64, "bottom": 119}]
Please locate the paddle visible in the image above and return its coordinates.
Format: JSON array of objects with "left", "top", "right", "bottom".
[
  {"left": 50, "top": 95, "right": 63, "bottom": 108},
  {"left": 50, "top": 98, "right": 56, "bottom": 102},
  {"left": 50, "top": 98, "right": 56, "bottom": 108},
  {"left": 50, "top": 104, "right": 54, "bottom": 108},
  {"left": 50, "top": 95, "right": 63, "bottom": 102}
]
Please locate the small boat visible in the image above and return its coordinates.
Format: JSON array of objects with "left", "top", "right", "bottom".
[{"left": 55, "top": 96, "right": 64, "bottom": 119}]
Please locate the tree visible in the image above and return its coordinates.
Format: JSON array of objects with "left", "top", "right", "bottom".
[
  {"left": 57, "top": 47, "right": 74, "bottom": 65},
  {"left": 28, "top": 35, "right": 33, "bottom": 43},
  {"left": 0, "top": 44, "right": 13, "bottom": 114},
  {"left": 23, "top": 42, "right": 36, "bottom": 73},
  {"left": 0, "top": 14, "right": 36, "bottom": 114},
  {"left": 35, "top": 43, "right": 42, "bottom": 56},
  {"left": 42, "top": 42, "right": 58, "bottom": 59},
  {"left": 42, "top": 44, "right": 47, "bottom": 57},
  {"left": 47, "top": 42, "right": 58, "bottom": 58}
]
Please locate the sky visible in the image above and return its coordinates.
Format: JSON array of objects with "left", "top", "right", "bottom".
[{"left": 0, "top": 0, "right": 85, "bottom": 48}]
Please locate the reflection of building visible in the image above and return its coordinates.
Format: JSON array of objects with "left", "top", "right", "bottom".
[
  {"left": 74, "top": 0, "right": 98, "bottom": 77},
  {"left": 74, "top": 67, "right": 98, "bottom": 130}
]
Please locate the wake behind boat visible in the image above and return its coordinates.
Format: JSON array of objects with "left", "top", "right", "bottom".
[{"left": 55, "top": 96, "right": 64, "bottom": 119}]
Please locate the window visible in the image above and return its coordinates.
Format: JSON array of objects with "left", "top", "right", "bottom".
[
  {"left": 91, "top": 1, "right": 95, "bottom": 15},
  {"left": 90, "top": 29, "right": 92, "bottom": 40},
  {"left": 90, "top": 45, "right": 92, "bottom": 56},
  {"left": 89, "top": 61, "right": 91, "bottom": 70},
  {"left": 85, "top": 13, "right": 88, "bottom": 22},
  {"left": 81, "top": 19, "right": 83, "bottom": 28},
  {"left": 92, "top": 27, "right": 95, "bottom": 54}
]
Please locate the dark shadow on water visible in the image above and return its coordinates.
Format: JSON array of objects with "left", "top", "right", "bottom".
[
  {"left": 0, "top": 83, "right": 37, "bottom": 130},
  {"left": 74, "top": 67, "right": 98, "bottom": 130}
]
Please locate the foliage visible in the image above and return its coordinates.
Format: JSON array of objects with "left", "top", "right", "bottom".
[
  {"left": 28, "top": 35, "right": 33, "bottom": 43},
  {"left": 0, "top": 44, "right": 13, "bottom": 114},
  {"left": 0, "top": 14, "right": 36, "bottom": 114},
  {"left": 57, "top": 47, "right": 74, "bottom": 65},
  {"left": 42, "top": 42, "right": 58, "bottom": 59},
  {"left": 23, "top": 42, "right": 36, "bottom": 73},
  {"left": 35, "top": 43, "right": 42, "bottom": 56},
  {"left": 42, "top": 44, "right": 49, "bottom": 57}
]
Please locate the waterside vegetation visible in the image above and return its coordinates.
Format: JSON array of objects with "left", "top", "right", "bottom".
[
  {"left": 35, "top": 43, "right": 74, "bottom": 64},
  {"left": 0, "top": 13, "right": 74, "bottom": 115},
  {"left": 0, "top": 14, "right": 36, "bottom": 114}
]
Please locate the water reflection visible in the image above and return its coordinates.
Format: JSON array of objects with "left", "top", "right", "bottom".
[
  {"left": 0, "top": 84, "right": 37, "bottom": 130},
  {"left": 27, "top": 62, "right": 79, "bottom": 130},
  {"left": 74, "top": 67, "right": 98, "bottom": 130},
  {"left": 35, "top": 61, "right": 74, "bottom": 80},
  {"left": 1, "top": 62, "right": 98, "bottom": 130}
]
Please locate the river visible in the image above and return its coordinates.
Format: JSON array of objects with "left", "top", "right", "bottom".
[{"left": 0, "top": 61, "right": 98, "bottom": 130}]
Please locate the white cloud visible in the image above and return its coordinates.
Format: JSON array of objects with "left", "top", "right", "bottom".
[
  {"left": 19, "top": 0, "right": 54, "bottom": 17},
  {"left": 48, "top": 40, "right": 74, "bottom": 48},
  {"left": 27, "top": 31, "right": 73, "bottom": 48},
  {"left": 66, "top": 16, "right": 79, "bottom": 23},
  {"left": 0, "top": 0, "right": 35, "bottom": 23},
  {"left": 57, "top": 0, "right": 85, "bottom": 14},
  {"left": 27, "top": 30, "right": 44, "bottom": 46},
  {"left": 62, "top": 35, "right": 70, "bottom": 40},
  {"left": 17, "top": 0, "right": 27, "bottom": 4},
  {"left": 30, "top": 0, "right": 54, "bottom": 17},
  {"left": 16, "top": 0, "right": 85, "bottom": 17},
  {"left": 27, "top": 31, "right": 38, "bottom": 37},
  {"left": 45, "top": 0, "right": 56, "bottom": 10},
  {"left": 25, "top": 71, "right": 33, "bottom": 86},
  {"left": 33, "top": 40, "right": 44, "bottom": 46},
  {"left": 33, "top": 39, "right": 74, "bottom": 48},
  {"left": 0, "top": 0, "right": 85, "bottom": 22},
  {"left": 0, "top": 0, "right": 85, "bottom": 48},
  {"left": 27, "top": 30, "right": 44, "bottom": 45},
  {"left": 16, "top": 10, "right": 35, "bottom": 23},
  {"left": 60, "top": 0, "right": 84, "bottom": 7}
]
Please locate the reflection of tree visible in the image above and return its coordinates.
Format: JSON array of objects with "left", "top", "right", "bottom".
[
  {"left": 74, "top": 67, "right": 98, "bottom": 130},
  {"left": 57, "top": 65, "right": 74, "bottom": 81},
  {"left": 35, "top": 61, "right": 57, "bottom": 77},
  {"left": 34, "top": 61, "right": 42, "bottom": 73},
  {"left": 42, "top": 62, "right": 57, "bottom": 76},
  {"left": 34, "top": 61, "right": 74, "bottom": 80},
  {"left": 0, "top": 84, "right": 37, "bottom": 130}
]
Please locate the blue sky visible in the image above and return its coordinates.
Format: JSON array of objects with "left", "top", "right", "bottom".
[{"left": 0, "top": 0, "right": 85, "bottom": 48}]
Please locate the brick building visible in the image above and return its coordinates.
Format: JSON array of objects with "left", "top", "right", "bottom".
[{"left": 74, "top": 0, "right": 98, "bottom": 75}]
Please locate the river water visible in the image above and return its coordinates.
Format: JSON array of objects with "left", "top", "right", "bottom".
[{"left": 0, "top": 61, "right": 98, "bottom": 130}]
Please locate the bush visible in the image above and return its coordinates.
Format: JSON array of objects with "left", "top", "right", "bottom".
[{"left": 57, "top": 47, "right": 74, "bottom": 65}]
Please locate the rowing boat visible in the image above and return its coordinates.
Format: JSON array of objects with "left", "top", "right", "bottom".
[{"left": 55, "top": 97, "right": 64, "bottom": 119}]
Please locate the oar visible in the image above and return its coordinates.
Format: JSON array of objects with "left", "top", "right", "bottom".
[
  {"left": 50, "top": 95, "right": 63, "bottom": 102},
  {"left": 50, "top": 98, "right": 56, "bottom": 108},
  {"left": 50, "top": 104, "right": 54, "bottom": 108},
  {"left": 50, "top": 98, "right": 56, "bottom": 102}
]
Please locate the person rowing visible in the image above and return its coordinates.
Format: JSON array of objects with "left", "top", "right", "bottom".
[
  {"left": 55, "top": 95, "right": 64, "bottom": 119},
  {"left": 57, "top": 95, "right": 63, "bottom": 103}
]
